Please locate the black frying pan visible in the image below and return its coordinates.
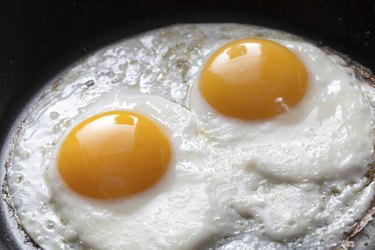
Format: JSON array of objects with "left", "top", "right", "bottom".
[{"left": 0, "top": 1, "right": 374, "bottom": 249}]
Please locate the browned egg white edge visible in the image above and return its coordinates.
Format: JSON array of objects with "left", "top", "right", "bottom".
[{"left": 1, "top": 27, "right": 375, "bottom": 250}]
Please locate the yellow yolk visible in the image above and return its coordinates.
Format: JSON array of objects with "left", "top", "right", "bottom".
[
  {"left": 57, "top": 111, "right": 171, "bottom": 199},
  {"left": 199, "top": 38, "right": 308, "bottom": 120}
]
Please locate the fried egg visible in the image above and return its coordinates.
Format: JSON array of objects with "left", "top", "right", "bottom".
[
  {"left": 190, "top": 36, "right": 374, "bottom": 248},
  {"left": 191, "top": 38, "right": 373, "bottom": 181},
  {"left": 47, "top": 92, "right": 222, "bottom": 249},
  {"left": 5, "top": 23, "right": 375, "bottom": 250}
]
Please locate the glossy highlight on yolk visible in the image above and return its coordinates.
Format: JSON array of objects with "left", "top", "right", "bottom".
[
  {"left": 57, "top": 111, "right": 171, "bottom": 199},
  {"left": 199, "top": 38, "right": 308, "bottom": 120}
]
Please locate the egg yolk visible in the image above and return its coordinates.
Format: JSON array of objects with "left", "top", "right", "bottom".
[
  {"left": 199, "top": 38, "right": 308, "bottom": 120},
  {"left": 57, "top": 111, "right": 171, "bottom": 199}
]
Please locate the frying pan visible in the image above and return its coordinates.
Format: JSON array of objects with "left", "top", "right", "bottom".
[{"left": 0, "top": 0, "right": 374, "bottom": 249}]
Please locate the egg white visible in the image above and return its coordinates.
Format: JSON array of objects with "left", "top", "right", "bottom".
[{"left": 6, "top": 23, "right": 375, "bottom": 250}]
